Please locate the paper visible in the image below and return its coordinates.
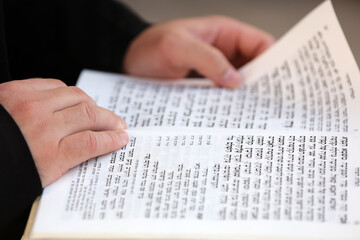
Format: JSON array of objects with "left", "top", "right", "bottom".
[{"left": 31, "top": 1, "right": 360, "bottom": 239}]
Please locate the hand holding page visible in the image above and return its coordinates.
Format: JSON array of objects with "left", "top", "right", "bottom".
[{"left": 26, "top": 1, "right": 360, "bottom": 239}]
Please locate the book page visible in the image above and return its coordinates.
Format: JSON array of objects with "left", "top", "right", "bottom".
[
  {"left": 76, "top": 2, "right": 360, "bottom": 134},
  {"left": 31, "top": 1, "right": 360, "bottom": 240},
  {"left": 32, "top": 130, "right": 360, "bottom": 239}
]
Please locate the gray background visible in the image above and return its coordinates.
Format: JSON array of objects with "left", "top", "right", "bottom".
[{"left": 120, "top": 0, "right": 360, "bottom": 67}]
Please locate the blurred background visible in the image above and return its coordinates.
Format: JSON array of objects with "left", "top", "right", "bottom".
[{"left": 120, "top": 0, "right": 360, "bottom": 67}]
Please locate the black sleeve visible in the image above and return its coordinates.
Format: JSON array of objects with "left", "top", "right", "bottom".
[
  {"left": 4, "top": 0, "right": 150, "bottom": 85},
  {"left": 66, "top": 0, "right": 150, "bottom": 75},
  {"left": 0, "top": 105, "right": 43, "bottom": 240},
  {"left": 62, "top": 0, "right": 150, "bottom": 84}
]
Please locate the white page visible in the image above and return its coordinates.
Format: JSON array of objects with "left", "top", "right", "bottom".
[
  {"left": 31, "top": 1, "right": 360, "bottom": 239},
  {"left": 76, "top": 1, "right": 360, "bottom": 134},
  {"left": 31, "top": 129, "right": 360, "bottom": 239}
]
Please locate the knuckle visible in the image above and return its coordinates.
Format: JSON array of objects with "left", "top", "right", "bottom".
[
  {"left": 69, "top": 86, "right": 87, "bottom": 98},
  {"left": 48, "top": 78, "right": 67, "bottom": 87},
  {"left": 108, "top": 132, "right": 120, "bottom": 146},
  {"left": 81, "top": 102, "right": 98, "bottom": 124},
  {"left": 157, "top": 31, "right": 184, "bottom": 68},
  {"left": 158, "top": 31, "right": 180, "bottom": 54},
  {"left": 85, "top": 131, "right": 99, "bottom": 155},
  {"left": 69, "top": 86, "right": 95, "bottom": 104}
]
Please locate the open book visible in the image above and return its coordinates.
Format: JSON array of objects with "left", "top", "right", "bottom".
[{"left": 24, "top": 1, "right": 360, "bottom": 239}]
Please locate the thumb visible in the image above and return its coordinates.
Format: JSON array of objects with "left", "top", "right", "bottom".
[{"left": 175, "top": 33, "right": 242, "bottom": 88}]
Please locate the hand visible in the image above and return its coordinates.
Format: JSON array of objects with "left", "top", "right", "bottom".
[
  {"left": 124, "top": 16, "right": 275, "bottom": 88},
  {"left": 0, "top": 78, "right": 129, "bottom": 187}
]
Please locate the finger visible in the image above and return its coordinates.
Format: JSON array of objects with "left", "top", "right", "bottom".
[
  {"left": 235, "top": 22, "right": 275, "bottom": 59},
  {"left": 58, "top": 129, "right": 129, "bottom": 171},
  {"left": 209, "top": 19, "right": 275, "bottom": 67},
  {"left": 41, "top": 86, "right": 96, "bottom": 112},
  {"left": 172, "top": 33, "right": 241, "bottom": 88},
  {"left": 53, "top": 103, "right": 126, "bottom": 138},
  {"left": 21, "top": 78, "right": 67, "bottom": 91}
]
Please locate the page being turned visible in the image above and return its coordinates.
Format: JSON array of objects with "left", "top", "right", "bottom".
[{"left": 76, "top": 1, "right": 360, "bottom": 133}]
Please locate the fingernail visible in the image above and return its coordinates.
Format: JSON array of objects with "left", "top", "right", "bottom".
[
  {"left": 221, "top": 69, "right": 242, "bottom": 88},
  {"left": 117, "top": 130, "right": 129, "bottom": 144},
  {"left": 117, "top": 118, "right": 128, "bottom": 129}
]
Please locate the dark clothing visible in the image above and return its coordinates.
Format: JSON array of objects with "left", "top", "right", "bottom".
[{"left": 0, "top": 0, "right": 149, "bottom": 239}]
